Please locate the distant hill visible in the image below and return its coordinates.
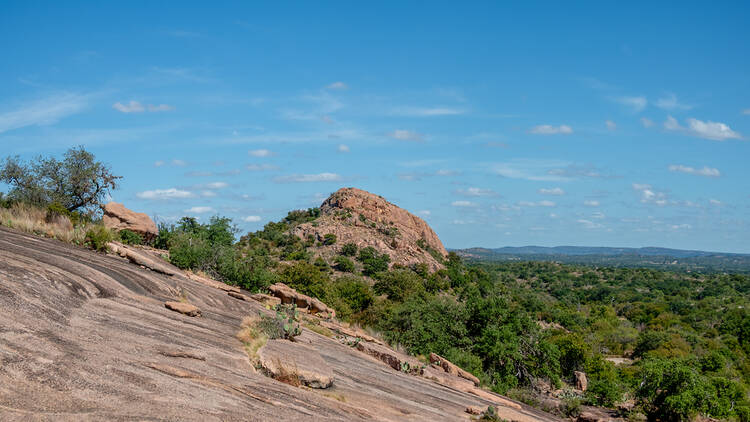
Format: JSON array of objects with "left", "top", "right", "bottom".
[{"left": 456, "top": 246, "right": 750, "bottom": 273}]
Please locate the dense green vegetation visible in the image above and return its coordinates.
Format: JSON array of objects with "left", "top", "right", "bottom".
[{"left": 152, "top": 211, "right": 750, "bottom": 421}]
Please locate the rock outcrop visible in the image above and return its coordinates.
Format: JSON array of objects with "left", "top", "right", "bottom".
[
  {"left": 102, "top": 202, "right": 158, "bottom": 241},
  {"left": 257, "top": 340, "right": 334, "bottom": 389},
  {"left": 430, "top": 352, "right": 481, "bottom": 386},
  {"left": 268, "top": 283, "right": 336, "bottom": 318},
  {"left": 292, "top": 187, "right": 447, "bottom": 272},
  {"left": 164, "top": 301, "right": 201, "bottom": 317},
  {"left": 574, "top": 371, "right": 588, "bottom": 392}
]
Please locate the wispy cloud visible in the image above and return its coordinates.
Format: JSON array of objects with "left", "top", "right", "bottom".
[
  {"left": 491, "top": 159, "right": 572, "bottom": 182},
  {"left": 529, "top": 124, "right": 573, "bottom": 135},
  {"left": 388, "top": 129, "right": 424, "bottom": 142},
  {"left": 185, "top": 206, "right": 214, "bottom": 214},
  {"left": 136, "top": 188, "right": 195, "bottom": 200},
  {"left": 274, "top": 173, "right": 342, "bottom": 183},
  {"left": 246, "top": 164, "right": 279, "bottom": 171},
  {"left": 0, "top": 92, "right": 91, "bottom": 134},
  {"left": 668, "top": 164, "right": 720, "bottom": 177},
  {"left": 614, "top": 96, "right": 647, "bottom": 112},
  {"left": 112, "top": 101, "right": 174, "bottom": 113},
  {"left": 455, "top": 187, "right": 497, "bottom": 197},
  {"left": 326, "top": 81, "right": 348, "bottom": 90},
  {"left": 605, "top": 120, "right": 617, "bottom": 131},
  {"left": 584, "top": 200, "right": 600, "bottom": 207},
  {"left": 248, "top": 149, "right": 275, "bottom": 157},
  {"left": 538, "top": 187, "right": 565, "bottom": 195},
  {"left": 632, "top": 183, "right": 668, "bottom": 206},
  {"left": 390, "top": 106, "right": 466, "bottom": 117},
  {"left": 664, "top": 116, "right": 742, "bottom": 141},
  {"left": 655, "top": 93, "right": 692, "bottom": 111},
  {"left": 337, "top": 144, "right": 350, "bottom": 153},
  {"left": 243, "top": 215, "right": 262, "bottom": 222},
  {"left": 640, "top": 117, "right": 654, "bottom": 128},
  {"left": 743, "top": 109, "right": 750, "bottom": 115},
  {"left": 577, "top": 219, "right": 604, "bottom": 229},
  {"left": 451, "top": 200, "right": 478, "bottom": 207},
  {"left": 518, "top": 200, "right": 556, "bottom": 207}
]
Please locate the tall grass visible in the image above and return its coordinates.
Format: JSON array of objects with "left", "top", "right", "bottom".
[{"left": 0, "top": 202, "right": 112, "bottom": 247}]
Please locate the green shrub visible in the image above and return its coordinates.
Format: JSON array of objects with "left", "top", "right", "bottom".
[
  {"left": 257, "top": 304, "right": 302, "bottom": 340},
  {"left": 373, "top": 269, "right": 424, "bottom": 302},
  {"left": 357, "top": 246, "right": 390, "bottom": 276},
  {"left": 314, "top": 256, "right": 329, "bottom": 270},
  {"left": 168, "top": 232, "right": 213, "bottom": 270},
  {"left": 322, "top": 233, "right": 337, "bottom": 245},
  {"left": 281, "top": 262, "right": 330, "bottom": 301},
  {"left": 334, "top": 255, "right": 355, "bottom": 272},
  {"left": 118, "top": 229, "right": 142, "bottom": 245},
  {"left": 84, "top": 225, "right": 113, "bottom": 252},
  {"left": 341, "top": 242, "right": 358, "bottom": 256}
]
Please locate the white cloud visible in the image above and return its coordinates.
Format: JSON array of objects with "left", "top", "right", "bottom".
[
  {"left": 147, "top": 104, "right": 174, "bottom": 112},
  {"left": 136, "top": 188, "right": 194, "bottom": 200},
  {"left": 491, "top": 159, "right": 572, "bottom": 182},
  {"left": 200, "top": 190, "right": 217, "bottom": 197},
  {"left": 274, "top": 173, "right": 342, "bottom": 183},
  {"left": 605, "top": 120, "right": 617, "bottom": 131},
  {"left": 632, "top": 183, "right": 668, "bottom": 206},
  {"left": 577, "top": 219, "right": 604, "bottom": 229},
  {"left": 664, "top": 116, "right": 742, "bottom": 141},
  {"left": 456, "top": 187, "right": 496, "bottom": 197},
  {"left": 529, "top": 124, "right": 573, "bottom": 135},
  {"left": 326, "top": 81, "right": 348, "bottom": 90},
  {"left": 615, "top": 96, "right": 647, "bottom": 112},
  {"left": 417, "top": 210, "right": 431, "bottom": 217},
  {"left": 337, "top": 144, "right": 350, "bottom": 153},
  {"left": 655, "top": 93, "right": 691, "bottom": 111},
  {"left": 641, "top": 117, "right": 655, "bottom": 128},
  {"left": 246, "top": 164, "right": 279, "bottom": 171},
  {"left": 112, "top": 101, "right": 174, "bottom": 113},
  {"left": 451, "top": 200, "right": 478, "bottom": 207},
  {"left": 743, "top": 109, "right": 750, "bottom": 115},
  {"left": 199, "top": 182, "right": 229, "bottom": 189},
  {"left": 185, "top": 206, "right": 214, "bottom": 214},
  {"left": 668, "top": 164, "right": 720, "bottom": 178},
  {"left": 243, "top": 215, "right": 262, "bottom": 222},
  {"left": 538, "top": 187, "right": 565, "bottom": 196},
  {"left": 171, "top": 159, "right": 187, "bottom": 166},
  {"left": 685, "top": 118, "right": 741, "bottom": 141},
  {"left": 584, "top": 200, "right": 600, "bottom": 207},
  {"left": 518, "top": 200, "right": 556, "bottom": 207},
  {"left": 388, "top": 129, "right": 424, "bottom": 142},
  {"left": 390, "top": 107, "right": 466, "bottom": 117},
  {"left": 435, "top": 169, "right": 459, "bottom": 176},
  {"left": 112, "top": 101, "right": 145, "bottom": 113},
  {"left": 592, "top": 211, "right": 605, "bottom": 219},
  {"left": 670, "top": 224, "right": 692, "bottom": 230},
  {"left": 154, "top": 160, "right": 165, "bottom": 167},
  {"left": 0, "top": 92, "right": 90, "bottom": 134},
  {"left": 710, "top": 199, "right": 722, "bottom": 206},
  {"left": 248, "top": 149, "right": 274, "bottom": 157}
]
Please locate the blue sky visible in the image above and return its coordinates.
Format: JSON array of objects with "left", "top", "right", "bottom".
[{"left": 1, "top": 1, "right": 749, "bottom": 252}]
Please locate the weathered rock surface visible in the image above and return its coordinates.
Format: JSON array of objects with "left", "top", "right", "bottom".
[
  {"left": 250, "top": 293, "right": 281, "bottom": 307},
  {"left": 574, "top": 371, "right": 588, "bottom": 392},
  {"left": 257, "top": 340, "right": 334, "bottom": 389},
  {"left": 108, "top": 241, "right": 178, "bottom": 276},
  {"left": 268, "top": 282, "right": 336, "bottom": 317},
  {"left": 355, "top": 341, "right": 423, "bottom": 374},
  {"left": 430, "top": 352, "right": 481, "bottom": 386},
  {"left": 101, "top": 202, "right": 158, "bottom": 241},
  {"left": 0, "top": 226, "right": 559, "bottom": 422},
  {"left": 292, "top": 188, "right": 447, "bottom": 271},
  {"left": 165, "top": 301, "right": 202, "bottom": 317}
]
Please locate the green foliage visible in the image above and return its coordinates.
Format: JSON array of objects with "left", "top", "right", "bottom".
[
  {"left": 341, "top": 242, "right": 358, "bottom": 256},
  {"left": 334, "top": 255, "right": 355, "bottom": 272},
  {"left": 258, "top": 304, "right": 302, "bottom": 340},
  {"left": 373, "top": 269, "right": 425, "bottom": 301},
  {"left": 357, "top": 246, "right": 391, "bottom": 276},
  {"left": 322, "top": 233, "right": 337, "bottom": 245},
  {"left": 280, "top": 262, "right": 330, "bottom": 300},
  {"left": 117, "top": 229, "right": 142, "bottom": 245},
  {"left": 84, "top": 225, "right": 113, "bottom": 252},
  {"left": 0, "top": 146, "right": 120, "bottom": 214}
]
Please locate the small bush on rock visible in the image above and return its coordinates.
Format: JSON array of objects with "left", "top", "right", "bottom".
[
  {"left": 118, "top": 229, "right": 142, "bottom": 245},
  {"left": 85, "top": 225, "right": 113, "bottom": 252}
]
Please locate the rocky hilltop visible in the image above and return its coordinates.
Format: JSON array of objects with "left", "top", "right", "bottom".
[{"left": 292, "top": 187, "right": 447, "bottom": 271}]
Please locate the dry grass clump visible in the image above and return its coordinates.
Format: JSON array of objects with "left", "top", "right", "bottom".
[
  {"left": 0, "top": 202, "right": 112, "bottom": 248},
  {"left": 237, "top": 315, "right": 269, "bottom": 365},
  {"left": 271, "top": 357, "right": 301, "bottom": 387}
]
